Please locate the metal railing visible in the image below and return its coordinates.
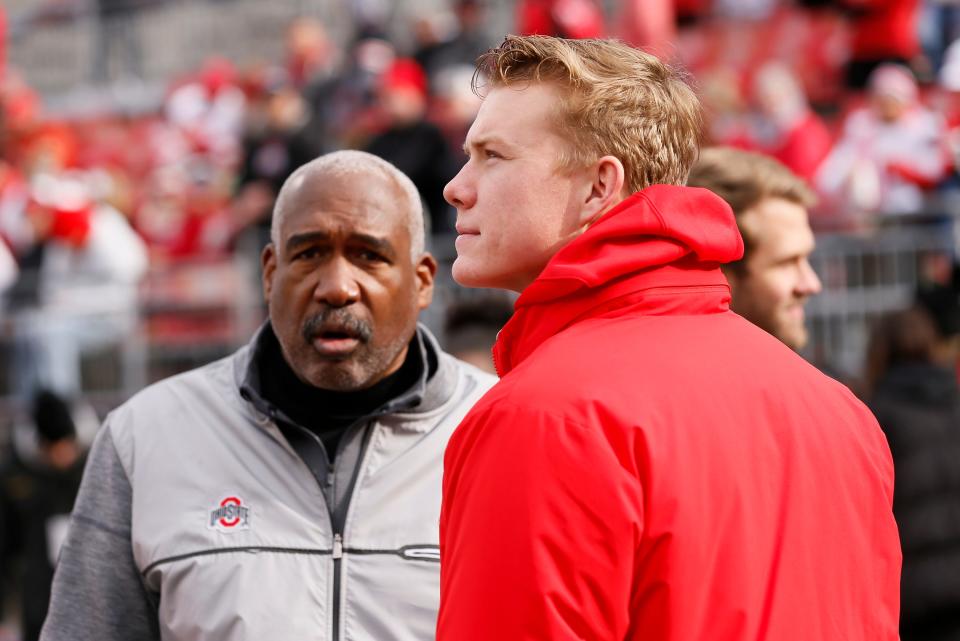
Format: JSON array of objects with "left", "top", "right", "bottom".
[{"left": 805, "top": 218, "right": 956, "bottom": 379}]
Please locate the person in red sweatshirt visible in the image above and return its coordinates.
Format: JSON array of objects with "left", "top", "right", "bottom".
[{"left": 438, "top": 35, "right": 900, "bottom": 641}]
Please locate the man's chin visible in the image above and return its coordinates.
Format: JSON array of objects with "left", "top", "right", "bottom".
[
  {"left": 451, "top": 258, "right": 491, "bottom": 288},
  {"left": 777, "top": 325, "right": 808, "bottom": 352},
  {"left": 301, "top": 361, "right": 369, "bottom": 392}
]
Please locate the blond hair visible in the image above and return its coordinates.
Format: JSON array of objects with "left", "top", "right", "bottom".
[
  {"left": 687, "top": 147, "right": 815, "bottom": 266},
  {"left": 473, "top": 35, "right": 703, "bottom": 192}
]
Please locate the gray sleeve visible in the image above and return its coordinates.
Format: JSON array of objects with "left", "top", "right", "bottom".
[{"left": 40, "top": 423, "right": 160, "bottom": 641}]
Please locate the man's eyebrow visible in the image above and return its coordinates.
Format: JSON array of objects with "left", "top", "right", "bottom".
[
  {"left": 285, "top": 230, "right": 330, "bottom": 254},
  {"left": 284, "top": 230, "right": 398, "bottom": 258},
  {"left": 462, "top": 135, "right": 513, "bottom": 155},
  {"left": 351, "top": 232, "right": 396, "bottom": 258}
]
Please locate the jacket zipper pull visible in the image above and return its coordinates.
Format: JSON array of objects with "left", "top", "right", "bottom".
[{"left": 333, "top": 533, "right": 343, "bottom": 560}]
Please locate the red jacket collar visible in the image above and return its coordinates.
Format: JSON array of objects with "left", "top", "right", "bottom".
[{"left": 493, "top": 185, "right": 744, "bottom": 376}]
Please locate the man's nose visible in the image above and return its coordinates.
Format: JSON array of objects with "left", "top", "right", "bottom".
[
  {"left": 313, "top": 258, "right": 361, "bottom": 307},
  {"left": 796, "top": 259, "right": 822, "bottom": 296},
  {"left": 443, "top": 165, "right": 475, "bottom": 209}
]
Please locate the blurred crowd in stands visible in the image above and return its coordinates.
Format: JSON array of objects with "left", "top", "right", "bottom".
[{"left": 2, "top": 0, "right": 960, "bottom": 638}]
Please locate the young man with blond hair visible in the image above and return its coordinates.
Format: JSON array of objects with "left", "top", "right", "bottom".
[
  {"left": 687, "top": 147, "right": 823, "bottom": 352},
  {"left": 438, "top": 35, "right": 900, "bottom": 641}
]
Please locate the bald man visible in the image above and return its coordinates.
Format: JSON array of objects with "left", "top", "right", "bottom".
[{"left": 41, "top": 151, "right": 495, "bottom": 641}]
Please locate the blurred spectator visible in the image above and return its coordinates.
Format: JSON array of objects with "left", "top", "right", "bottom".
[
  {"left": 430, "top": 64, "right": 482, "bottom": 152},
  {"left": 750, "top": 62, "right": 833, "bottom": 182},
  {"left": 6, "top": 173, "right": 148, "bottom": 400},
  {"left": 916, "top": 260, "right": 960, "bottom": 355},
  {"left": 365, "top": 59, "right": 459, "bottom": 234},
  {"left": 285, "top": 17, "right": 337, "bottom": 90},
  {"left": 516, "top": 0, "right": 606, "bottom": 39},
  {"left": 301, "top": 35, "right": 396, "bottom": 153},
  {"left": 865, "top": 303, "right": 960, "bottom": 641},
  {"left": 687, "top": 147, "right": 822, "bottom": 351},
  {"left": 816, "top": 64, "right": 949, "bottom": 220},
  {"left": 442, "top": 295, "right": 514, "bottom": 374},
  {"left": 165, "top": 57, "right": 246, "bottom": 168},
  {"left": 136, "top": 161, "right": 234, "bottom": 260},
  {"left": 619, "top": 0, "right": 676, "bottom": 57},
  {"left": 840, "top": 0, "right": 923, "bottom": 89},
  {"left": 700, "top": 66, "right": 754, "bottom": 148},
  {"left": 412, "top": 0, "right": 490, "bottom": 80},
  {"left": 233, "top": 77, "right": 317, "bottom": 251},
  {"left": 0, "top": 238, "right": 15, "bottom": 308},
  {"left": 0, "top": 389, "right": 91, "bottom": 641}
]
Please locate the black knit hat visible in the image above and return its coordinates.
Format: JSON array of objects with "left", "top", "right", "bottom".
[{"left": 31, "top": 389, "right": 77, "bottom": 444}]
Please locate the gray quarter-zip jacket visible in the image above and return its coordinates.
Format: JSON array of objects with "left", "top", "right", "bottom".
[{"left": 40, "top": 325, "right": 495, "bottom": 641}]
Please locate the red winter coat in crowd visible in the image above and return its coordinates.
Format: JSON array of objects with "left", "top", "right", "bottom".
[
  {"left": 844, "top": 0, "right": 921, "bottom": 63},
  {"left": 438, "top": 185, "right": 901, "bottom": 641}
]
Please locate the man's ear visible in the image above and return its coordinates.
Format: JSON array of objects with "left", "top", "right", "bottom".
[
  {"left": 261, "top": 243, "right": 277, "bottom": 304},
  {"left": 415, "top": 252, "right": 438, "bottom": 311},
  {"left": 579, "top": 155, "right": 626, "bottom": 228}
]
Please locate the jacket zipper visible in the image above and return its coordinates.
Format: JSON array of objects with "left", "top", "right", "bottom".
[
  {"left": 330, "top": 421, "right": 375, "bottom": 641},
  {"left": 332, "top": 532, "right": 343, "bottom": 640}
]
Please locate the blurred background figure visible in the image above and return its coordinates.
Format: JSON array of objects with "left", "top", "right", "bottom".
[
  {"left": 365, "top": 58, "right": 459, "bottom": 234},
  {"left": 817, "top": 64, "right": 949, "bottom": 222},
  {"left": 412, "top": 0, "right": 490, "bottom": 80},
  {"left": 0, "top": 241, "right": 15, "bottom": 311},
  {"left": 839, "top": 0, "right": 923, "bottom": 89},
  {"left": 3, "top": 170, "right": 148, "bottom": 402},
  {"left": 865, "top": 293, "right": 960, "bottom": 641},
  {"left": 0, "top": 389, "right": 92, "bottom": 641},
  {"left": 164, "top": 57, "right": 246, "bottom": 170},
  {"left": 442, "top": 295, "right": 514, "bottom": 374},
  {"left": 688, "top": 147, "right": 822, "bottom": 352},
  {"left": 285, "top": 16, "right": 338, "bottom": 90},
  {"left": 750, "top": 62, "right": 832, "bottom": 183}
]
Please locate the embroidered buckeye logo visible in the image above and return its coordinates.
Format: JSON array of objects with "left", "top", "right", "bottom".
[{"left": 208, "top": 496, "right": 251, "bottom": 532}]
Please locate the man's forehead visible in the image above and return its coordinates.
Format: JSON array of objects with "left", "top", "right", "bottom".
[
  {"left": 744, "top": 198, "right": 815, "bottom": 256},
  {"left": 279, "top": 171, "right": 408, "bottom": 237},
  {"left": 467, "top": 84, "right": 562, "bottom": 144}
]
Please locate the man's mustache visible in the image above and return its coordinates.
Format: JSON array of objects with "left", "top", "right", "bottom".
[{"left": 301, "top": 309, "right": 373, "bottom": 343}]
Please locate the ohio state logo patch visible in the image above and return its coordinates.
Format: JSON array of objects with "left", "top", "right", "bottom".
[{"left": 208, "top": 496, "right": 251, "bottom": 532}]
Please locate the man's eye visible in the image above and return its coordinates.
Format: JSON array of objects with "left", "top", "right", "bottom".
[
  {"left": 293, "top": 248, "right": 320, "bottom": 260},
  {"left": 485, "top": 149, "right": 502, "bottom": 159},
  {"left": 357, "top": 249, "right": 387, "bottom": 263}
]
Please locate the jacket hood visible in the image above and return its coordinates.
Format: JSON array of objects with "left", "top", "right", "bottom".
[{"left": 494, "top": 185, "right": 744, "bottom": 375}]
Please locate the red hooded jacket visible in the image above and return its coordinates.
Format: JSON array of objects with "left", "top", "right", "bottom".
[{"left": 438, "top": 185, "right": 900, "bottom": 640}]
